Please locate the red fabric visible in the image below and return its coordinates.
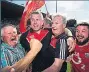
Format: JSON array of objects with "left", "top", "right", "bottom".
[
  {"left": 26, "top": 29, "right": 48, "bottom": 42},
  {"left": 50, "top": 37, "right": 57, "bottom": 48},
  {"left": 19, "top": 0, "right": 45, "bottom": 33},
  {"left": 71, "top": 42, "right": 89, "bottom": 72}
]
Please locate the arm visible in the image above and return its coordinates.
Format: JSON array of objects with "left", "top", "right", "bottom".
[
  {"left": 43, "top": 58, "right": 64, "bottom": 72},
  {"left": 12, "top": 39, "right": 42, "bottom": 72},
  {"left": 1, "top": 50, "right": 36, "bottom": 72},
  {"left": 67, "top": 37, "right": 76, "bottom": 52},
  {"left": 44, "top": 38, "right": 68, "bottom": 72},
  {"left": 65, "top": 28, "right": 75, "bottom": 52},
  {"left": 2, "top": 39, "right": 42, "bottom": 72},
  {"left": 1, "top": 66, "right": 15, "bottom": 72},
  {"left": 65, "top": 28, "right": 73, "bottom": 36}
]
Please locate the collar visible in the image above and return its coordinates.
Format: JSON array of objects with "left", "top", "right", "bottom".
[{"left": 55, "top": 32, "right": 67, "bottom": 39}]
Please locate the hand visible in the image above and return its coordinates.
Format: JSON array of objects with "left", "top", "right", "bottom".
[
  {"left": 66, "top": 55, "right": 72, "bottom": 62},
  {"left": 67, "top": 37, "right": 76, "bottom": 52},
  {"left": 1, "top": 66, "right": 15, "bottom": 72},
  {"left": 10, "top": 68, "right": 15, "bottom": 72}
]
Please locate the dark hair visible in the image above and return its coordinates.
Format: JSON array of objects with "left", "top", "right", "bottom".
[
  {"left": 66, "top": 19, "right": 77, "bottom": 27},
  {"left": 76, "top": 22, "right": 89, "bottom": 29}
]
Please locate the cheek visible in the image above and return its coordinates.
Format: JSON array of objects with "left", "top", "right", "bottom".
[
  {"left": 57, "top": 24, "right": 63, "bottom": 29},
  {"left": 39, "top": 21, "right": 43, "bottom": 25},
  {"left": 38, "top": 23, "right": 43, "bottom": 27},
  {"left": 3, "top": 36, "right": 10, "bottom": 42},
  {"left": 30, "top": 24, "right": 34, "bottom": 28},
  {"left": 75, "top": 33, "right": 78, "bottom": 37},
  {"left": 84, "top": 33, "right": 89, "bottom": 38}
]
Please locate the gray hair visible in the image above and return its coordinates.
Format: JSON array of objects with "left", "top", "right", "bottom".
[
  {"left": 1, "top": 24, "right": 16, "bottom": 37},
  {"left": 53, "top": 15, "right": 67, "bottom": 24}
]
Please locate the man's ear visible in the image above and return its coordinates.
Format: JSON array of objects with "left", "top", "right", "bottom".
[
  {"left": 63, "top": 24, "right": 66, "bottom": 28},
  {"left": 41, "top": 20, "right": 44, "bottom": 26},
  {"left": 1, "top": 36, "right": 3, "bottom": 41}
]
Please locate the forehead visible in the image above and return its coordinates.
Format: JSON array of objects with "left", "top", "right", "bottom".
[
  {"left": 4, "top": 26, "right": 16, "bottom": 32},
  {"left": 76, "top": 25, "right": 88, "bottom": 30},
  {"left": 31, "top": 14, "right": 41, "bottom": 18},
  {"left": 52, "top": 16, "right": 62, "bottom": 22}
]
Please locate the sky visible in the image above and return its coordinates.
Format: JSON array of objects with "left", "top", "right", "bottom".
[{"left": 8, "top": 0, "right": 89, "bottom": 23}]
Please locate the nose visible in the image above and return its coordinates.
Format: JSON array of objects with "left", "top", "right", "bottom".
[
  {"left": 34, "top": 20, "right": 37, "bottom": 24},
  {"left": 12, "top": 32, "right": 17, "bottom": 37},
  {"left": 52, "top": 23, "right": 55, "bottom": 28},
  {"left": 77, "top": 31, "right": 82, "bottom": 36}
]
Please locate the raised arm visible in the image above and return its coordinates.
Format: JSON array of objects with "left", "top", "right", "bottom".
[
  {"left": 43, "top": 58, "right": 64, "bottom": 72},
  {"left": 2, "top": 39, "right": 42, "bottom": 72},
  {"left": 65, "top": 28, "right": 73, "bottom": 36}
]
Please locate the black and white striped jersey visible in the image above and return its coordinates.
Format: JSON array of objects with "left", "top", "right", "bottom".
[
  {"left": 50, "top": 32, "right": 69, "bottom": 60},
  {"left": 50, "top": 32, "right": 69, "bottom": 72}
]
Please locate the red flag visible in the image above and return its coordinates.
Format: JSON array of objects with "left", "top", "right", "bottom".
[{"left": 19, "top": 0, "right": 45, "bottom": 33}]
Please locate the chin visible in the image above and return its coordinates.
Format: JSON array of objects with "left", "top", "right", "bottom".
[
  {"left": 76, "top": 38, "right": 89, "bottom": 46},
  {"left": 78, "top": 40, "right": 84, "bottom": 42}
]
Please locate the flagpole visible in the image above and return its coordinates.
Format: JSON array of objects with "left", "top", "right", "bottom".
[
  {"left": 45, "top": 2, "right": 48, "bottom": 13},
  {"left": 56, "top": 0, "right": 57, "bottom": 13}
]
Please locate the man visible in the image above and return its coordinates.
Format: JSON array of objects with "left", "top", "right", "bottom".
[
  {"left": 1, "top": 24, "right": 42, "bottom": 72},
  {"left": 43, "top": 15, "right": 71, "bottom": 72},
  {"left": 1, "top": 24, "right": 25, "bottom": 68},
  {"left": 71, "top": 22, "right": 89, "bottom": 72},
  {"left": 20, "top": 11, "right": 75, "bottom": 72}
]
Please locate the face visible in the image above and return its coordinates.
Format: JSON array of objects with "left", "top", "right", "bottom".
[
  {"left": 2, "top": 26, "right": 18, "bottom": 47},
  {"left": 30, "top": 14, "right": 43, "bottom": 32},
  {"left": 76, "top": 25, "right": 89, "bottom": 45},
  {"left": 52, "top": 16, "right": 66, "bottom": 36}
]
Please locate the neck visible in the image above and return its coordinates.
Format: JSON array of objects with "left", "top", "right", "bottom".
[
  {"left": 54, "top": 31, "right": 64, "bottom": 37},
  {"left": 35, "top": 29, "right": 42, "bottom": 34}
]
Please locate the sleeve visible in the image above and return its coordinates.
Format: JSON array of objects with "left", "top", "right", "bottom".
[
  {"left": 65, "top": 28, "right": 73, "bottom": 36},
  {"left": 20, "top": 31, "right": 30, "bottom": 52},
  {"left": 55, "top": 39, "right": 69, "bottom": 60},
  {"left": 67, "top": 27, "right": 76, "bottom": 37},
  {"left": 1, "top": 50, "right": 12, "bottom": 68}
]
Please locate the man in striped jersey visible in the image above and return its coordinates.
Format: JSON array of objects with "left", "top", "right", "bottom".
[{"left": 43, "top": 15, "right": 70, "bottom": 72}]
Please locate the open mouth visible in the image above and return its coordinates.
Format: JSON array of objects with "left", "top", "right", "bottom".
[
  {"left": 78, "top": 37, "right": 84, "bottom": 39},
  {"left": 77, "top": 36, "right": 84, "bottom": 39},
  {"left": 52, "top": 29, "right": 57, "bottom": 31},
  {"left": 11, "top": 37, "right": 16, "bottom": 41}
]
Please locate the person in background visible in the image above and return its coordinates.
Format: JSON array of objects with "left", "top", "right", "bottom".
[
  {"left": 20, "top": 11, "right": 75, "bottom": 72},
  {"left": 16, "top": 24, "right": 22, "bottom": 38},
  {"left": 66, "top": 19, "right": 77, "bottom": 37},
  {"left": 1, "top": 24, "right": 42, "bottom": 72},
  {"left": 71, "top": 22, "right": 89, "bottom": 72},
  {"left": 43, "top": 17, "right": 52, "bottom": 28}
]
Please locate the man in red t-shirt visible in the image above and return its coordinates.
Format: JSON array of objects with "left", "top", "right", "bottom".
[{"left": 71, "top": 22, "right": 89, "bottom": 72}]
